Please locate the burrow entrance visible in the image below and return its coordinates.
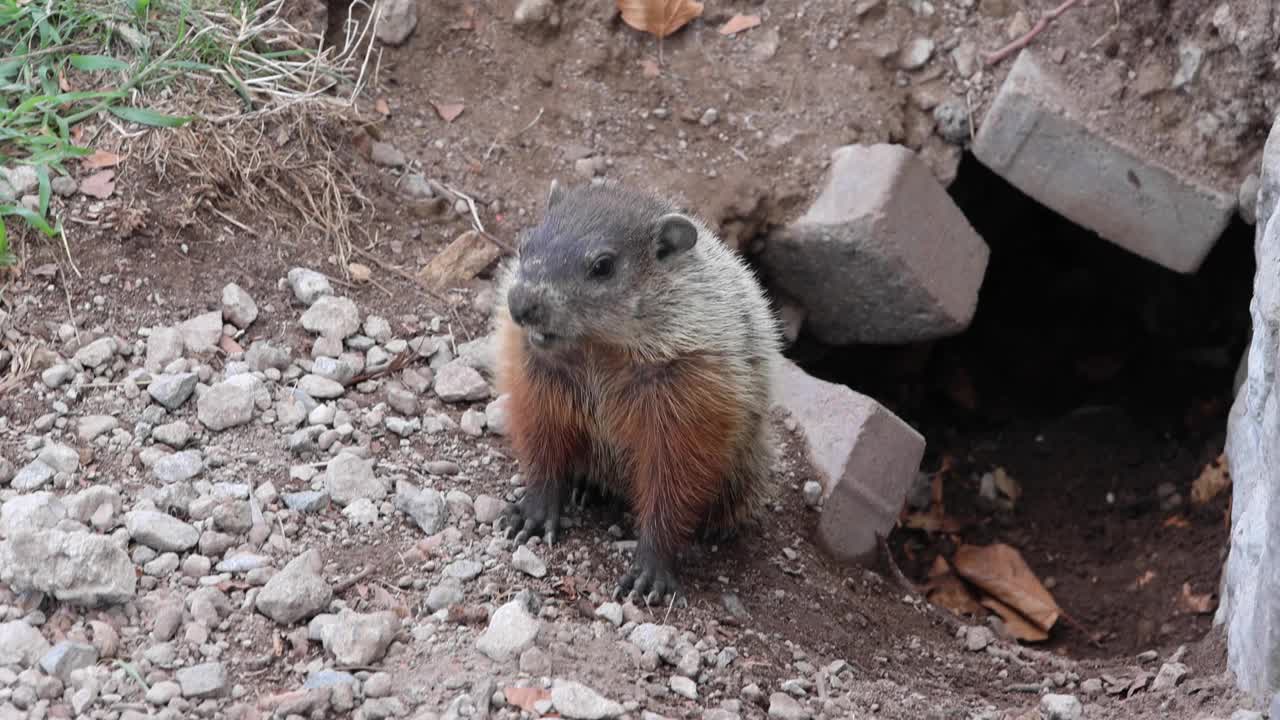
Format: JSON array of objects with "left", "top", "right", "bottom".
[{"left": 784, "top": 152, "right": 1255, "bottom": 660}]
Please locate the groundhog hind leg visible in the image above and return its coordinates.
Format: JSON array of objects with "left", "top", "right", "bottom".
[
  {"left": 496, "top": 323, "right": 588, "bottom": 547},
  {"left": 608, "top": 359, "right": 743, "bottom": 604}
]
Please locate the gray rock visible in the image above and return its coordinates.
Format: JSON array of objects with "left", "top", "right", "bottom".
[
  {"left": 1152, "top": 662, "right": 1189, "bottom": 691},
  {"left": 78, "top": 415, "right": 119, "bottom": 442},
  {"left": 964, "top": 625, "right": 995, "bottom": 652},
  {"left": 284, "top": 491, "right": 330, "bottom": 513},
  {"left": 256, "top": 549, "right": 333, "bottom": 625},
  {"left": 318, "top": 610, "right": 400, "bottom": 665},
  {"left": 327, "top": 452, "right": 383, "bottom": 506},
  {"left": 38, "top": 443, "right": 79, "bottom": 474},
  {"left": 146, "top": 680, "right": 182, "bottom": 705},
  {"left": 512, "top": 546, "right": 547, "bottom": 578},
  {"left": 11, "top": 461, "right": 55, "bottom": 491},
  {"left": 1241, "top": 173, "right": 1260, "bottom": 225},
  {"left": 595, "top": 602, "right": 624, "bottom": 627},
  {"left": 0, "top": 492, "right": 67, "bottom": 536},
  {"left": 767, "top": 693, "right": 810, "bottom": 720},
  {"left": 180, "top": 311, "right": 223, "bottom": 354},
  {"left": 484, "top": 395, "right": 510, "bottom": 436},
  {"left": 146, "top": 327, "right": 185, "bottom": 370},
  {"left": 125, "top": 510, "right": 199, "bottom": 552},
  {"left": 153, "top": 450, "right": 203, "bottom": 483},
  {"left": 473, "top": 494, "right": 506, "bottom": 524},
  {"left": 222, "top": 283, "right": 259, "bottom": 329},
  {"left": 312, "top": 356, "right": 358, "bottom": 385},
  {"left": 152, "top": 421, "right": 193, "bottom": 449},
  {"left": 669, "top": 675, "right": 697, "bottom": 700},
  {"left": 898, "top": 37, "right": 934, "bottom": 69},
  {"left": 298, "top": 374, "right": 345, "bottom": 399},
  {"left": 370, "top": 142, "right": 406, "bottom": 168},
  {"left": 476, "top": 597, "right": 541, "bottom": 661},
  {"left": 288, "top": 268, "right": 333, "bottom": 305},
  {"left": 434, "top": 361, "right": 489, "bottom": 402},
  {"left": 934, "top": 98, "right": 970, "bottom": 145},
  {"left": 0, "top": 530, "right": 136, "bottom": 604},
  {"left": 375, "top": 0, "right": 418, "bottom": 45},
  {"left": 444, "top": 559, "right": 483, "bottom": 582},
  {"left": 148, "top": 372, "right": 198, "bottom": 410},
  {"left": 176, "top": 662, "right": 228, "bottom": 699},
  {"left": 550, "top": 680, "right": 624, "bottom": 719},
  {"left": 197, "top": 374, "right": 261, "bottom": 430},
  {"left": 394, "top": 480, "right": 447, "bottom": 533},
  {"left": 1172, "top": 43, "right": 1204, "bottom": 89},
  {"left": 1221, "top": 117, "right": 1280, "bottom": 699},
  {"left": 513, "top": 0, "right": 555, "bottom": 25},
  {"left": 628, "top": 623, "right": 675, "bottom": 654},
  {"left": 1038, "top": 694, "right": 1083, "bottom": 720},
  {"left": 246, "top": 340, "right": 292, "bottom": 371},
  {"left": 42, "top": 364, "right": 74, "bottom": 388},
  {"left": 301, "top": 296, "right": 361, "bottom": 339},
  {"left": 425, "top": 581, "right": 464, "bottom": 611},
  {"left": 0, "top": 621, "right": 51, "bottom": 667},
  {"left": 305, "top": 670, "right": 359, "bottom": 689},
  {"left": 39, "top": 642, "right": 98, "bottom": 681},
  {"left": 74, "top": 337, "right": 117, "bottom": 369}
]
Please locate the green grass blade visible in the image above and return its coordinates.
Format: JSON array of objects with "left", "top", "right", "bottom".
[
  {"left": 69, "top": 54, "right": 131, "bottom": 72},
  {"left": 0, "top": 206, "right": 58, "bottom": 237},
  {"left": 0, "top": 218, "right": 12, "bottom": 268},
  {"left": 36, "top": 165, "right": 50, "bottom": 217},
  {"left": 107, "top": 105, "right": 193, "bottom": 127}
]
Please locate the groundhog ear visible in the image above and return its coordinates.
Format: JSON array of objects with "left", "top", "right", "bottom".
[
  {"left": 546, "top": 179, "right": 566, "bottom": 210},
  {"left": 655, "top": 213, "right": 698, "bottom": 260}
]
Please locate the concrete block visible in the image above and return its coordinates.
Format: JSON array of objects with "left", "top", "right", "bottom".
[
  {"left": 772, "top": 359, "right": 926, "bottom": 565},
  {"left": 973, "top": 49, "right": 1236, "bottom": 274},
  {"left": 760, "top": 143, "right": 990, "bottom": 345}
]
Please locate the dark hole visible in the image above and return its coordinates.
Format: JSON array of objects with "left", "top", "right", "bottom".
[{"left": 785, "top": 151, "right": 1255, "bottom": 659}]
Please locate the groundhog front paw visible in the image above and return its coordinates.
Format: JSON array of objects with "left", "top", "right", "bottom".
[
  {"left": 500, "top": 483, "right": 564, "bottom": 546},
  {"left": 614, "top": 545, "right": 684, "bottom": 607}
]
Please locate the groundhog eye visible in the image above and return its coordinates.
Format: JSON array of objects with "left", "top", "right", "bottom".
[{"left": 589, "top": 254, "right": 615, "bottom": 279}]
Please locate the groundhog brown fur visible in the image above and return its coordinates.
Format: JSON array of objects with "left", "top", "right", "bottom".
[{"left": 493, "top": 180, "right": 782, "bottom": 602}]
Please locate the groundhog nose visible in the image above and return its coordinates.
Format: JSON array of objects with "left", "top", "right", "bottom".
[{"left": 508, "top": 285, "right": 544, "bottom": 327}]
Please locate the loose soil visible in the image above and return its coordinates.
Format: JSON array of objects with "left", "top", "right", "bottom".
[{"left": 2, "top": 0, "right": 1275, "bottom": 717}]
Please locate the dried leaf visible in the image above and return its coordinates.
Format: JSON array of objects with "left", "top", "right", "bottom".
[
  {"left": 640, "top": 58, "right": 661, "bottom": 77},
  {"left": 505, "top": 687, "right": 551, "bottom": 713},
  {"left": 433, "top": 102, "right": 465, "bottom": 123},
  {"left": 374, "top": 98, "right": 391, "bottom": 115},
  {"left": 953, "top": 543, "right": 1060, "bottom": 633},
  {"left": 617, "top": 0, "right": 704, "bottom": 39},
  {"left": 349, "top": 262, "right": 372, "bottom": 283},
  {"left": 58, "top": 69, "right": 72, "bottom": 92},
  {"left": 1178, "top": 582, "right": 1215, "bottom": 615},
  {"left": 1131, "top": 569, "right": 1156, "bottom": 590},
  {"left": 1163, "top": 515, "right": 1191, "bottom": 529},
  {"left": 219, "top": 335, "right": 243, "bottom": 355},
  {"left": 1191, "top": 453, "right": 1230, "bottom": 505},
  {"left": 79, "top": 170, "right": 115, "bottom": 199},
  {"left": 923, "top": 557, "right": 985, "bottom": 617},
  {"left": 719, "top": 14, "right": 761, "bottom": 35},
  {"left": 900, "top": 509, "right": 964, "bottom": 533},
  {"left": 89, "top": 620, "right": 119, "bottom": 658},
  {"left": 981, "top": 595, "right": 1049, "bottom": 642},
  {"left": 82, "top": 149, "right": 122, "bottom": 170}
]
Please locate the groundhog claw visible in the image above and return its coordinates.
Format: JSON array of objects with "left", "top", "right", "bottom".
[
  {"left": 615, "top": 545, "right": 681, "bottom": 606},
  {"left": 500, "top": 488, "right": 562, "bottom": 546}
]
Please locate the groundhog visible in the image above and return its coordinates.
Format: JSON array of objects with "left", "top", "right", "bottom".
[{"left": 492, "top": 179, "right": 783, "bottom": 603}]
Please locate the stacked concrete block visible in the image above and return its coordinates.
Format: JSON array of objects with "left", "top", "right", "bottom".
[
  {"left": 1220, "top": 115, "right": 1280, "bottom": 702},
  {"left": 973, "top": 49, "right": 1236, "bottom": 274},
  {"left": 759, "top": 143, "right": 990, "bottom": 346},
  {"left": 773, "top": 359, "right": 926, "bottom": 565}
]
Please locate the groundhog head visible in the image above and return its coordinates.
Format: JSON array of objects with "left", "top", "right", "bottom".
[{"left": 504, "top": 180, "right": 699, "bottom": 353}]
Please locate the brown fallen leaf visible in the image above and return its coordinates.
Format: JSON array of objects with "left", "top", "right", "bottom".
[
  {"left": 79, "top": 170, "right": 116, "bottom": 199},
  {"left": 719, "top": 13, "right": 761, "bottom": 35},
  {"left": 981, "top": 595, "right": 1050, "bottom": 642},
  {"left": 1191, "top": 452, "right": 1230, "bottom": 505},
  {"left": 419, "top": 230, "right": 501, "bottom": 291},
  {"left": 218, "top": 335, "right": 244, "bottom": 355},
  {"left": 953, "top": 543, "right": 1060, "bottom": 633},
  {"left": 82, "top": 149, "right": 122, "bottom": 170},
  {"left": 617, "top": 0, "right": 703, "bottom": 39},
  {"left": 923, "top": 557, "right": 985, "bottom": 617},
  {"left": 374, "top": 98, "right": 391, "bottom": 115},
  {"left": 504, "top": 687, "right": 551, "bottom": 714},
  {"left": 433, "top": 101, "right": 465, "bottom": 123},
  {"left": 1130, "top": 569, "right": 1156, "bottom": 590},
  {"left": 58, "top": 69, "right": 72, "bottom": 92},
  {"left": 1178, "top": 582, "right": 1215, "bottom": 615}
]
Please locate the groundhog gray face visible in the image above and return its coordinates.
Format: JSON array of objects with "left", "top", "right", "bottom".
[{"left": 506, "top": 181, "right": 699, "bottom": 353}]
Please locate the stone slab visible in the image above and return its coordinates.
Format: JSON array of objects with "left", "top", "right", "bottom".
[
  {"left": 973, "top": 49, "right": 1236, "bottom": 274},
  {"left": 773, "top": 359, "right": 926, "bottom": 565},
  {"left": 760, "top": 143, "right": 990, "bottom": 346}
]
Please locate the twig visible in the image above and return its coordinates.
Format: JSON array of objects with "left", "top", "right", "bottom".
[
  {"left": 333, "top": 567, "right": 375, "bottom": 594},
  {"left": 982, "top": 0, "right": 1085, "bottom": 66}
]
